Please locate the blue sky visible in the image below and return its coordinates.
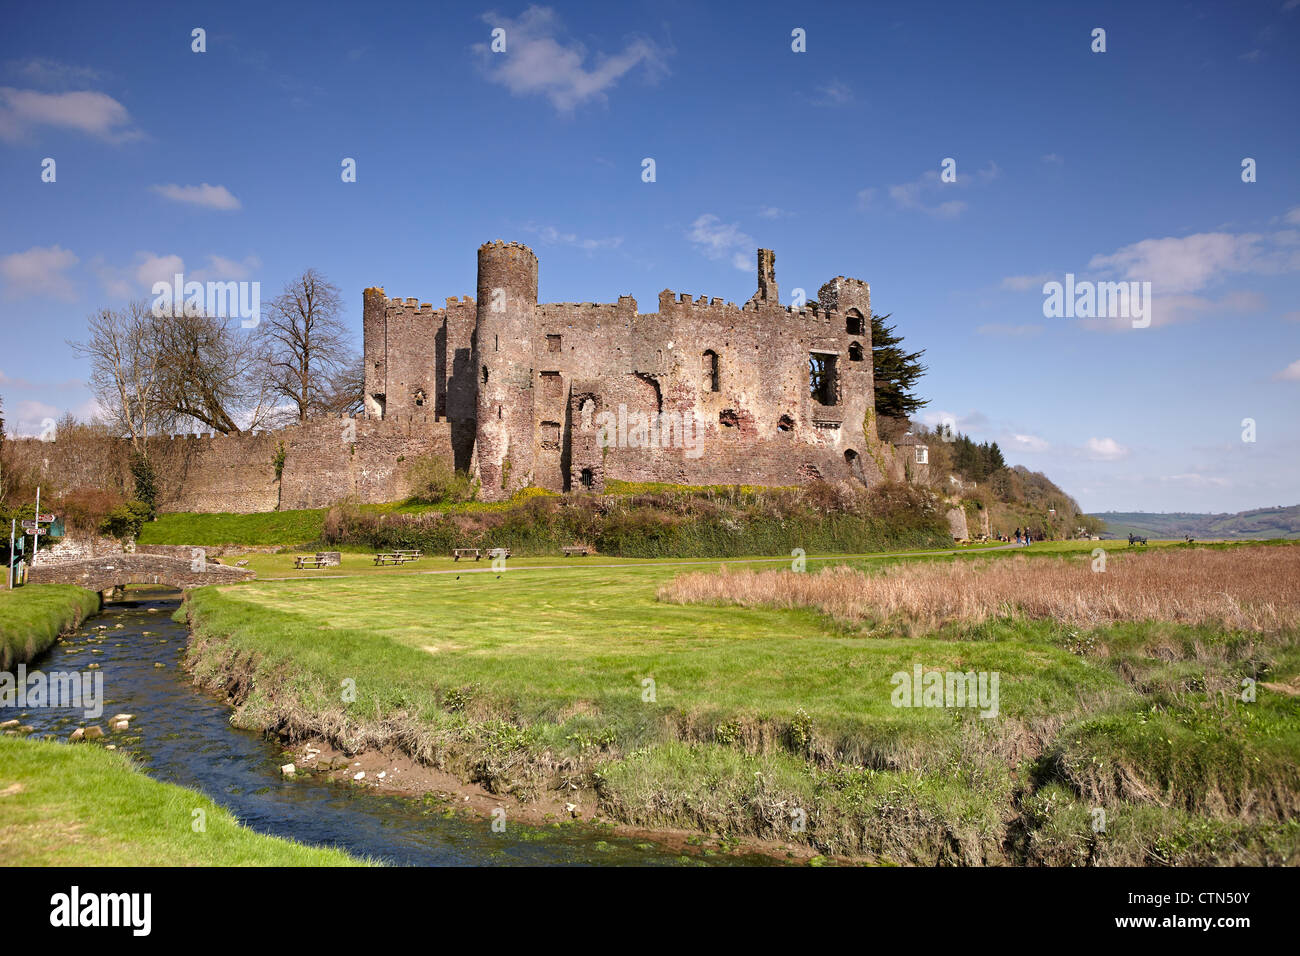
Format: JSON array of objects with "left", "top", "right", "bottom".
[{"left": 1, "top": 0, "right": 1297, "bottom": 513}]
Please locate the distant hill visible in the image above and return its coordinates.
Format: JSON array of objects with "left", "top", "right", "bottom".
[{"left": 1091, "top": 505, "right": 1300, "bottom": 540}]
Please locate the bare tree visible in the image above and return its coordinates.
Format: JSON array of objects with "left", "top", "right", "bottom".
[
  {"left": 69, "top": 300, "right": 167, "bottom": 453},
  {"left": 152, "top": 306, "right": 276, "bottom": 435},
  {"left": 261, "top": 269, "right": 353, "bottom": 421},
  {"left": 320, "top": 353, "right": 365, "bottom": 416}
]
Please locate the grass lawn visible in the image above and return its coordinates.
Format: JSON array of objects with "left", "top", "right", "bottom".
[
  {"left": 185, "top": 539, "right": 1300, "bottom": 864},
  {"left": 0, "top": 737, "right": 364, "bottom": 865},
  {"left": 0, "top": 584, "right": 101, "bottom": 669}
]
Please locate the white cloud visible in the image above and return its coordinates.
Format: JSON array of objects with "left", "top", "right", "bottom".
[
  {"left": 1086, "top": 231, "right": 1283, "bottom": 295},
  {"left": 1000, "top": 273, "right": 1054, "bottom": 291},
  {"left": 813, "top": 81, "right": 853, "bottom": 105},
  {"left": 1284, "top": 206, "right": 1300, "bottom": 225},
  {"left": 10, "top": 399, "right": 59, "bottom": 436},
  {"left": 7, "top": 58, "right": 103, "bottom": 88},
  {"left": 526, "top": 224, "right": 622, "bottom": 253},
  {"left": 1276, "top": 358, "right": 1300, "bottom": 381},
  {"left": 192, "top": 255, "right": 261, "bottom": 281},
  {"left": 0, "top": 87, "right": 140, "bottom": 142},
  {"left": 1041, "top": 153, "right": 1063, "bottom": 165},
  {"left": 1084, "top": 437, "right": 1128, "bottom": 461},
  {"left": 883, "top": 162, "right": 996, "bottom": 219},
  {"left": 976, "top": 323, "right": 1042, "bottom": 337},
  {"left": 1159, "top": 473, "right": 1229, "bottom": 488},
  {"left": 0, "top": 245, "right": 79, "bottom": 300},
  {"left": 151, "top": 183, "right": 241, "bottom": 210},
  {"left": 473, "top": 6, "right": 668, "bottom": 113},
  {"left": 686, "top": 214, "right": 754, "bottom": 272},
  {"left": 1009, "top": 434, "right": 1049, "bottom": 453},
  {"left": 133, "top": 252, "right": 185, "bottom": 290}
]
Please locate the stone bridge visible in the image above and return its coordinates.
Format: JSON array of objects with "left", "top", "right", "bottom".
[{"left": 29, "top": 552, "right": 255, "bottom": 598}]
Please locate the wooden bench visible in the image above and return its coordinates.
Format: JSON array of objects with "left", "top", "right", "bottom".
[
  {"left": 452, "top": 548, "right": 481, "bottom": 561},
  {"left": 373, "top": 553, "right": 403, "bottom": 566},
  {"left": 486, "top": 547, "right": 512, "bottom": 560},
  {"left": 295, "top": 556, "right": 326, "bottom": 569},
  {"left": 562, "top": 546, "right": 590, "bottom": 557}
]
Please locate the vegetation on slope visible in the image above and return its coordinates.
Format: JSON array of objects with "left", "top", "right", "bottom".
[{"left": 0, "top": 584, "right": 101, "bottom": 669}]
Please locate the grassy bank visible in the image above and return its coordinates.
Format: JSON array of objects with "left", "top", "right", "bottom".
[
  {"left": 0, "top": 737, "right": 364, "bottom": 865},
  {"left": 183, "top": 540, "right": 1300, "bottom": 865},
  {"left": 141, "top": 482, "right": 953, "bottom": 558},
  {"left": 0, "top": 584, "right": 101, "bottom": 669}
]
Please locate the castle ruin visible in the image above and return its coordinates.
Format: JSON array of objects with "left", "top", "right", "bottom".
[{"left": 365, "top": 241, "right": 888, "bottom": 501}]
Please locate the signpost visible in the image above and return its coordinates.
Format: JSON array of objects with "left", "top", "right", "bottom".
[{"left": 7, "top": 519, "right": 13, "bottom": 590}]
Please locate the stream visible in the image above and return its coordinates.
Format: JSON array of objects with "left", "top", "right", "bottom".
[{"left": 14, "top": 591, "right": 772, "bottom": 866}]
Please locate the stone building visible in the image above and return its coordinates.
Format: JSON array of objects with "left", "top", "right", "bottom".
[{"left": 364, "top": 241, "right": 893, "bottom": 501}]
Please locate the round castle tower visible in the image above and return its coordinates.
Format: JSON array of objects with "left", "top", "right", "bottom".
[{"left": 474, "top": 241, "right": 539, "bottom": 499}]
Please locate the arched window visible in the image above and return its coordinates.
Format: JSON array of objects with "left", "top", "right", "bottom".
[
  {"left": 845, "top": 309, "right": 864, "bottom": 335},
  {"left": 702, "top": 350, "right": 719, "bottom": 392},
  {"left": 848, "top": 341, "right": 864, "bottom": 362}
]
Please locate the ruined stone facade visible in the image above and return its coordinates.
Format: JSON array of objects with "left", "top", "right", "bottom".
[{"left": 365, "top": 241, "right": 890, "bottom": 501}]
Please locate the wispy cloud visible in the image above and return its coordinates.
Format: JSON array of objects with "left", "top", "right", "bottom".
[
  {"left": 473, "top": 6, "right": 669, "bottom": 113},
  {"left": 882, "top": 161, "right": 998, "bottom": 219},
  {"left": 524, "top": 223, "right": 622, "bottom": 253},
  {"left": 0, "top": 86, "right": 141, "bottom": 142},
  {"left": 151, "top": 183, "right": 241, "bottom": 210},
  {"left": 0, "top": 245, "right": 79, "bottom": 300},
  {"left": 812, "top": 81, "right": 853, "bottom": 106},
  {"left": 6, "top": 58, "right": 103, "bottom": 89},
  {"left": 977, "top": 323, "right": 1043, "bottom": 337},
  {"left": 686, "top": 214, "right": 754, "bottom": 272},
  {"left": 1084, "top": 437, "right": 1129, "bottom": 461},
  {"left": 1276, "top": 358, "right": 1300, "bottom": 381}
]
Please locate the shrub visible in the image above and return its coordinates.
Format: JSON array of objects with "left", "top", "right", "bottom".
[{"left": 406, "top": 454, "right": 476, "bottom": 505}]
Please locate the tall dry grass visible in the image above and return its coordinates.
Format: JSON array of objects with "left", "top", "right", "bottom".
[{"left": 658, "top": 547, "right": 1300, "bottom": 632}]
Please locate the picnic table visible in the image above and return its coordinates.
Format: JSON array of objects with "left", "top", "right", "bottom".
[
  {"left": 393, "top": 549, "right": 422, "bottom": 560},
  {"left": 452, "top": 548, "right": 481, "bottom": 561},
  {"left": 373, "top": 553, "right": 403, "bottom": 566},
  {"left": 486, "top": 547, "right": 511, "bottom": 560},
  {"left": 295, "top": 555, "right": 327, "bottom": 569}
]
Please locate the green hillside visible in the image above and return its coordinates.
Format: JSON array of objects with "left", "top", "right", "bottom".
[{"left": 1092, "top": 505, "right": 1300, "bottom": 540}]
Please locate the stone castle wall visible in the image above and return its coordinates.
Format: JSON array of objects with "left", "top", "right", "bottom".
[
  {"left": 3, "top": 415, "right": 451, "bottom": 514},
  {"left": 366, "top": 241, "right": 889, "bottom": 501}
]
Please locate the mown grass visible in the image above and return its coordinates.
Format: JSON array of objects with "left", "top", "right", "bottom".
[
  {"left": 182, "top": 540, "right": 1300, "bottom": 864},
  {"left": 0, "top": 737, "right": 365, "bottom": 865},
  {"left": 139, "top": 509, "right": 326, "bottom": 547},
  {"left": 0, "top": 584, "right": 101, "bottom": 669}
]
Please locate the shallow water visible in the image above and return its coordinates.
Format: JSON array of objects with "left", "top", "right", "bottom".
[{"left": 11, "top": 592, "right": 771, "bottom": 866}]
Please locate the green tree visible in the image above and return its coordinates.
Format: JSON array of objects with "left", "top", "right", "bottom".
[
  {"left": 870, "top": 313, "right": 928, "bottom": 421},
  {"left": 129, "top": 451, "right": 158, "bottom": 519}
]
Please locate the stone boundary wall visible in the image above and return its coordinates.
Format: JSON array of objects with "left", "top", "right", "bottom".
[{"left": 3, "top": 414, "right": 452, "bottom": 515}]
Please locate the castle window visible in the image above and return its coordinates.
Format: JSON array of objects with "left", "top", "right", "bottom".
[
  {"left": 702, "top": 350, "right": 719, "bottom": 392},
  {"left": 541, "top": 421, "right": 561, "bottom": 449},
  {"left": 809, "top": 352, "right": 838, "bottom": 406},
  {"left": 494, "top": 334, "right": 499, "bottom": 352},
  {"left": 719, "top": 409, "right": 739, "bottom": 428},
  {"left": 547, "top": 334, "right": 561, "bottom": 353},
  {"left": 848, "top": 341, "right": 864, "bottom": 362},
  {"left": 777, "top": 414, "right": 794, "bottom": 432},
  {"left": 846, "top": 310, "right": 865, "bottom": 336},
  {"left": 482, "top": 365, "right": 489, "bottom": 384},
  {"left": 580, "top": 468, "right": 594, "bottom": 489},
  {"left": 915, "top": 446, "right": 929, "bottom": 465},
  {"left": 413, "top": 388, "right": 426, "bottom": 407},
  {"left": 541, "top": 371, "right": 562, "bottom": 401}
]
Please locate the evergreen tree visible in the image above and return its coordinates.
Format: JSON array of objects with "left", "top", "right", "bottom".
[
  {"left": 129, "top": 451, "right": 158, "bottom": 519},
  {"left": 870, "top": 313, "right": 928, "bottom": 420}
]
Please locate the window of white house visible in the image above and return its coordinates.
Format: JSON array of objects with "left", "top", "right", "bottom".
[{"left": 915, "top": 446, "right": 928, "bottom": 464}]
